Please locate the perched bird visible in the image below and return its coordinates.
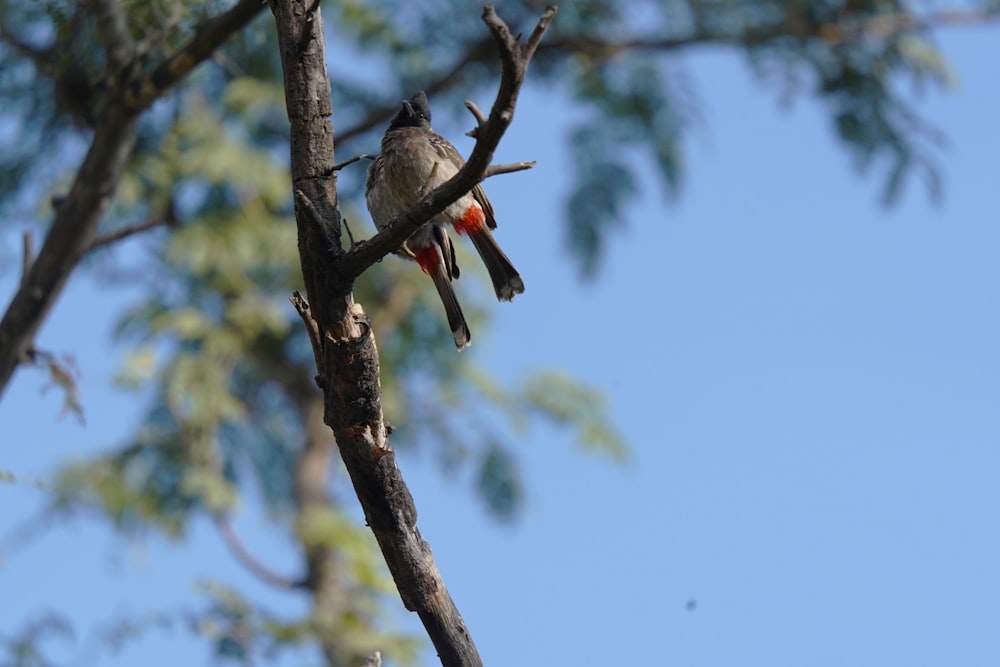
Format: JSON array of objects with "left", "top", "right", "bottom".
[
  {"left": 371, "top": 90, "right": 525, "bottom": 302},
  {"left": 367, "top": 156, "right": 471, "bottom": 349},
  {"left": 365, "top": 180, "right": 472, "bottom": 350}
]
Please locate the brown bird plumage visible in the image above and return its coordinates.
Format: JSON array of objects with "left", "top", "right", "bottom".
[
  {"left": 374, "top": 91, "right": 525, "bottom": 302},
  {"left": 366, "top": 154, "right": 471, "bottom": 349}
]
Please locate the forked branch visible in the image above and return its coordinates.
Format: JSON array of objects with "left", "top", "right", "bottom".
[
  {"left": 270, "top": 4, "right": 558, "bottom": 667},
  {"left": 339, "top": 4, "right": 558, "bottom": 280}
]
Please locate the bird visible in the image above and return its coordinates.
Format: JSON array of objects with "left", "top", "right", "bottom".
[
  {"left": 371, "top": 90, "right": 525, "bottom": 303},
  {"left": 366, "top": 155, "right": 471, "bottom": 349}
]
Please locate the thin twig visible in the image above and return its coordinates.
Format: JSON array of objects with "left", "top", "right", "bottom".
[
  {"left": 335, "top": 41, "right": 492, "bottom": 145},
  {"left": 329, "top": 153, "right": 374, "bottom": 173},
  {"left": 463, "top": 100, "right": 488, "bottom": 138},
  {"left": 85, "top": 216, "right": 169, "bottom": 254},
  {"left": 522, "top": 6, "right": 558, "bottom": 62},
  {"left": 294, "top": 189, "right": 327, "bottom": 232},
  {"left": 484, "top": 161, "right": 535, "bottom": 178},
  {"left": 289, "top": 291, "right": 324, "bottom": 383},
  {"left": 0, "top": 15, "right": 52, "bottom": 64},
  {"left": 212, "top": 513, "right": 303, "bottom": 590},
  {"left": 417, "top": 162, "right": 441, "bottom": 198}
]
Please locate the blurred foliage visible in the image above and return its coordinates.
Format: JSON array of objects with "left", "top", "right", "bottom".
[
  {"left": 0, "top": 614, "right": 73, "bottom": 667},
  {"left": 0, "top": 0, "right": 988, "bottom": 664}
]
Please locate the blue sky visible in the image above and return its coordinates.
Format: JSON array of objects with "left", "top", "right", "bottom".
[{"left": 3, "top": 22, "right": 1000, "bottom": 667}]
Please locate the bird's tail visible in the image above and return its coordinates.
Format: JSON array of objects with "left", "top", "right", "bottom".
[
  {"left": 467, "top": 226, "right": 525, "bottom": 302},
  {"left": 414, "top": 226, "right": 472, "bottom": 349},
  {"left": 428, "top": 270, "right": 471, "bottom": 349}
]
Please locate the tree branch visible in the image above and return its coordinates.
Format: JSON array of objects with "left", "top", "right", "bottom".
[
  {"left": 90, "top": 0, "right": 136, "bottom": 73},
  {"left": 0, "top": 0, "right": 267, "bottom": 402},
  {"left": 339, "top": 4, "right": 558, "bottom": 281},
  {"left": 537, "top": 7, "right": 1000, "bottom": 62},
  {"left": 84, "top": 208, "right": 175, "bottom": 255},
  {"left": 484, "top": 161, "right": 536, "bottom": 178},
  {"left": 334, "top": 40, "right": 493, "bottom": 145},
  {"left": 212, "top": 513, "right": 303, "bottom": 590},
  {"left": 329, "top": 153, "right": 375, "bottom": 173},
  {"left": 0, "top": 104, "right": 139, "bottom": 401},
  {"left": 20, "top": 232, "right": 34, "bottom": 289},
  {"left": 126, "top": 0, "right": 268, "bottom": 110},
  {"left": 0, "top": 15, "right": 52, "bottom": 64},
  {"left": 271, "top": 3, "right": 557, "bottom": 666}
]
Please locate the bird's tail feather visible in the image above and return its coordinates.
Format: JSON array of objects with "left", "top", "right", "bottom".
[
  {"left": 468, "top": 227, "right": 525, "bottom": 302},
  {"left": 429, "top": 270, "right": 471, "bottom": 349}
]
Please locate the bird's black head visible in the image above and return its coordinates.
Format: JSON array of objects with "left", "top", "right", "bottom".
[{"left": 388, "top": 91, "right": 431, "bottom": 130}]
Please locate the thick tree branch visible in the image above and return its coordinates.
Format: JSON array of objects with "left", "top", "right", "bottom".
[
  {"left": 127, "top": 0, "right": 267, "bottom": 109},
  {"left": 340, "top": 5, "right": 557, "bottom": 281},
  {"left": 0, "top": 104, "right": 139, "bottom": 400},
  {"left": 0, "top": 0, "right": 267, "bottom": 402},
  {"left": 272, "top": 4, "right": 556, "bottom": 666}
]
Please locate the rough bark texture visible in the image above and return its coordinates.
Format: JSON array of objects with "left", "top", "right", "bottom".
[{"left": 270, "top": 3, "right": 556, "bottom": 666}]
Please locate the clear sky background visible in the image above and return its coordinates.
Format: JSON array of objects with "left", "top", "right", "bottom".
[{"left": 2, "top": 23, "right": 999, "bottom": 667}]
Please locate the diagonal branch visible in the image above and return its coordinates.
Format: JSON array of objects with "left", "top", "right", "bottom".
[
  {"left": 0, "top": 0, "right": 268, "bottom": 403},
  {"left": 339, "top": 4, "right": 558, "bottom": 281},
  {"left": 127, "top": 0, "right": 268, "bottom": 110},
  {"left": 0, "top": 104, "right": 140, "bottom": 401},
  {"left": 0, "top": 15, "right": 52, "bottom": 64},
  {"left": 271, "top": 4, "right": 557, "bottom": 667},
  {"left": 212, "top": 513, "right": 303, "bottom": 590},
  {"left": 334, "top": 40, "right": 493, "bottom": 145}
]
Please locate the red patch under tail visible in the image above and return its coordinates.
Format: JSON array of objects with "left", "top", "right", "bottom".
[
  {"left": 414, "top": 246, "right": 441, "bottom": 275},
  {"left": 452, "top": 204, "right": 487, "bottom": 236}
]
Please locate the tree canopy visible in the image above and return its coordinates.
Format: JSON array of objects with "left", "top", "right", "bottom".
[{"left": 0, "top": 0, "right": 992, "bottom": 665}]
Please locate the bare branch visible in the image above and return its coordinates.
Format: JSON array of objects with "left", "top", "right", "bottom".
[
  {"left": 127, "top": 0, "right": 267, "bottom": 110},
  {"left": 273, "top": 4, "right": 560, "bottom": 667},
  {"left": 463, "top": 100, "right": 488, "bottom": 137},
  {"left": 289, "top": 290, "right": 324, "bottom": 383},
  {"left": 85, "top": 212, "right": 173, "bottom": 254},
  {"left": 0, "top": 105, "right": 139, "bottom": 401},
  {"left": 339, "top": 5, "right": 558, "bottom": 281},
  {"left": 0, "top": 0, "right": 268, "bottom": 401},
  {"left": 330, "top": 153, "right": 375, "bottom": 173},
  {"left": 484, "top": 161, "right": 536, "bottom": 178},
  {"left": 0, "top": 16, "right": 52, "bottom": 64},
  {"left": 538, "top": 7, "right": 1000, "bottom": 63},
  {"left": 522, "top": 5, "right": 558, "bottom": 61},
  {"left": 212, "top": 514, "right": 303, "bottom": 590},
  {"left": 335, "top": 40, "right": 493, "bottom": 145}
]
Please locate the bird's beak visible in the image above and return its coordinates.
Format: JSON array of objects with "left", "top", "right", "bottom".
[{"left": 401, "top": 100, "right": 414, "bottom": 115}]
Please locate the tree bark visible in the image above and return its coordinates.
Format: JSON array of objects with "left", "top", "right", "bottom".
[{"left": 270, "top": 3, "right": 556, "bottom": 665}]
